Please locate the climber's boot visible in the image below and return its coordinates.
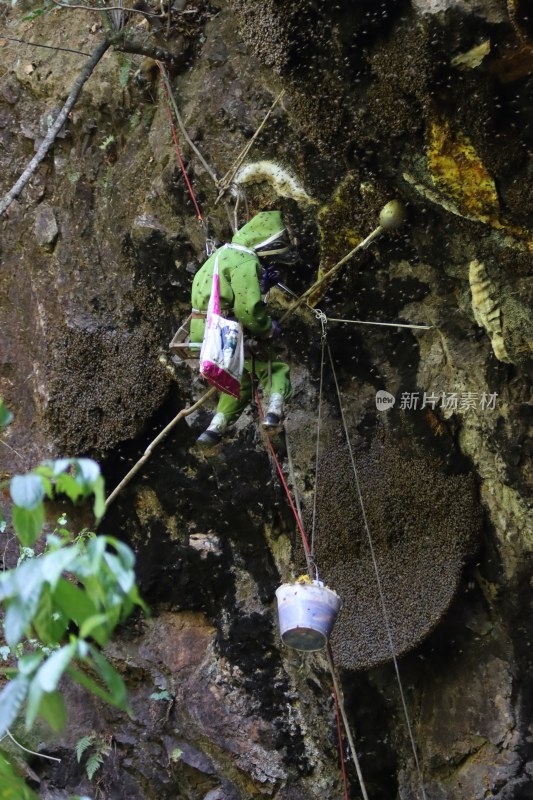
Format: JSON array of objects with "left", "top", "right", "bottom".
[
  {"left": 263, "top": 393, "right": 284, "bottom": 429},
  {"left": 197, "top": 412, "right": 228, "bottom": 447}
]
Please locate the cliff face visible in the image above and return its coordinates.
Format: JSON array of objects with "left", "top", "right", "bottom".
[{"left": 1, "top": 1, "right": 533, "bottom": 798}]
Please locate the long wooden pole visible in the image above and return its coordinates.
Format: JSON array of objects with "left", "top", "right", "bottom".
[
  {"left": 279, "top": 225, "right": 384, "bottom": 323},
  {"left": 105, "top": 386, "right": 217, "bottom": 508}
]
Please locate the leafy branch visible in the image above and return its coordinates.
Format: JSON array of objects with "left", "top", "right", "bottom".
[{"left": 0, "top": 401, "right": 148, "bottom": 798}]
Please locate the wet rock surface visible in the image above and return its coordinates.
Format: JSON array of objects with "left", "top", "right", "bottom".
[{"left": 1, "top": 0, "right": 533, "bottom": 798}]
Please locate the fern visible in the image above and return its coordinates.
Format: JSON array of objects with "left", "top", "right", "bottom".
[
  {"left": 119, "top": 62, "right": 130, "bottom": 88},
  {"left": 86, "top": 752, "right": 104, "bottom": 781},
  {"left": 75, "top": 734, "right": 95, "bottom": 763}
]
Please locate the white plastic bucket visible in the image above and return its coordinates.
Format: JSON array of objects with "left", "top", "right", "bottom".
[{"left": 275, "top": 581, "right": 342, "bottom": 651}]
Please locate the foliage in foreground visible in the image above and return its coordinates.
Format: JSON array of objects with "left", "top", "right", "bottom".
[{"left": 0, "top": 397, "right": 147, "bottom": 798}]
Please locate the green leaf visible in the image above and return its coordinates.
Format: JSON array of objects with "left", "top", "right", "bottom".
[
  {"left": 0, "top": 751, "right": 38, "bottom": 800},
  {"left": 119, "top": 61, "right": 130, "bottom": 88},
  {"left": 107, "top": 537, "right": 135, "bottom": 570},
  {"left": 12, "top": 558, "right": 46, "bottom": 604},
  {"left": 0, "top": 398, "right": 13, "bottom": 428},
  {"left": 32, "top": 587, "right": 68, "bottom": 645},
  {"left": 17, "top": 652, "right": 43, "bottom": 676},
  {"left": 10, "top": 475, "right": 45, "bottom": 510},
  {"left": 4, "top": 584, "right": 43, "bottom": 647},
  {"left": 79, "top": 614, "right": 111, "bottom": 641},
  {"left": 35, "top": 642, "right": 76, "bottom": 693},
  {"left": 0, "top": 572, "right": 15, "bottom": 602},
  {"left": 12, "top": 504, "right": 45, "bottom": 546},
  {"left": 55, "top": 473, "right": 84, "bottom": 504},
  {"left": 38, "top": 689, "right": 66, "bottom": 731},
  {"left": 53, "top": 579, "right": 104, "bottom": 643},
  {"left": 103, "top": 552, "right": 134, "bottom": 594},
  {"left": 76, "top": 459, "right": 100, "bottom": 486},
  {"left": 92, "top": 474, "right": 105, "bottom": 521},
  {"left": 67, "top": 667, "right": 121, "bottom": 708},
  {"left": 41, "top": 458, "right": 71, "bottom": 476},
  {"left": 85, "top": 535, "right": 107, "bottom": 572},
  {"left": 150, "top": 690, "right": 172, "bottom": 702},
  {"left": 22, "top": 7, "right": 45, "bottom": 20},
  {"left": 25, "top": 678, "right": 44, "bottom": 730},
  {"left": 0, "top": 674, "right": 30, "bottom": 738},
  {"left": 41, "top": 547, "right": 79, "bottom": 589},
  {"left": 171, "top": 747, "right": 182, "bottom": 762},
  {"left": 89, "top": 647, "right": 128, "bottom": 710}
]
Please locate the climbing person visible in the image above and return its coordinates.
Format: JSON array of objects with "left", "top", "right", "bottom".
[{"left": 190, "top": 210, "right": 295, "bottom": 447}]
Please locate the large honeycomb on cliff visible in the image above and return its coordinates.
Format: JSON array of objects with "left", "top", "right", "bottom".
[{"left": 310, "top": 433, "right": 482, "bottom": 671}]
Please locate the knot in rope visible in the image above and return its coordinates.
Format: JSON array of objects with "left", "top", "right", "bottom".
[{"left": 312, "top": 308, "right": 328, "bottom": 340}]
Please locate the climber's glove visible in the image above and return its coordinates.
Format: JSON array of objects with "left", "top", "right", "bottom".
[{"left": 259, "top": 265, "right": 280, "bottom": 294}]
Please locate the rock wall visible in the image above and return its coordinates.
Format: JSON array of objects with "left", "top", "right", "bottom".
[{"left": 1, "top": 0, "right": 533, "bottom": 798}]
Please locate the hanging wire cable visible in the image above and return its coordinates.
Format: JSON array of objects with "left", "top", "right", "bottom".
[
  {"left": 326, "top": 316, "right": 432, "bottom": 331},
  {"left": 310, "top": 310, "right": 327, "bottom": 560},
  {"left": 325, "top": 341, "right": 428, "bottom": 800}
]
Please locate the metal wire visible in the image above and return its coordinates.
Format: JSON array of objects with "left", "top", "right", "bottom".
[
  {"left": 310, "top": 310, "right": 327, "bottom": 561},
  {"left": 326, "top": 341, "right": 428, "bottom": 800}
]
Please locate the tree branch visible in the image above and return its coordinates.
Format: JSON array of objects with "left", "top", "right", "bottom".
[
  {"left": 0, "top": 38, "right": 110, "bottom": 217},
  {"left": 48, "top": 0, "right": 164, "bottom": 18},
  {"left": 110, "top": 31, "right": 186, "bottom": 67}
]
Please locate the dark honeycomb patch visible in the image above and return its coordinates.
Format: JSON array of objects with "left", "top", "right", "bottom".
[
  {"left": 311, "top": 431, "right": 482, "bottom": 670},
  {"left": 44, "top": 322, "right": 171, "bottom": 456}
]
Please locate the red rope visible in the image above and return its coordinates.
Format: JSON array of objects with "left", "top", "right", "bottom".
[
  {"left": 330, "top": 646, "right": 350, "bottom": 800},
  {"left": 255, "top": 390, "right": 350, "bottom": 797},
  {"left": 158, "top": 65, "right": 204, "bottom": 224},
  {"left": 254, "top": 389, "right": 312, "bottom": 559}
]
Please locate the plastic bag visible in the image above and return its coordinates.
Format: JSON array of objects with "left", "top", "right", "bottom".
[{"left": 200, "top": 251, "right": 244, "bottom": 398}]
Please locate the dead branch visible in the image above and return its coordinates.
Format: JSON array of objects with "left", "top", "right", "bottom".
[{"left": 0, "top": 38, "right": 110, "bottom": 217}]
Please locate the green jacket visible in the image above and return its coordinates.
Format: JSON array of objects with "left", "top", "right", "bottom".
[{"left": 190, "top": 212, "right": 285, "bottom": 344}]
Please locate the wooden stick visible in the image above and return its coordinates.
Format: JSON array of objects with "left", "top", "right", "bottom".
[
  {"left": 105, "top": 386, "right": 217, "bottom": 508},
  {"left": 279, "top": 225, "right": 383, "bottom": 323},
  {"left": 215, "top": 89, "right": 286, "bottom": 203}
]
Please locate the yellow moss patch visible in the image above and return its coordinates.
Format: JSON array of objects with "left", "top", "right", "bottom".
[
  {"left": 311, "top": 173, "right": 369, "bottom": 306},
  {"left": 428, "top": 118, "right": 500, "bottom": 222}
]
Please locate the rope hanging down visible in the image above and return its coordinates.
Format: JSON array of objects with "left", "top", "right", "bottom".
[
  {"left": 256, "top": 391, "right": 369, "bottom": 800},
  {"left": 322, "top": 319, "right": 428, "bottom": 800},
  {"left": 157, "top": 61, "right": 205, "bottom": 226}
]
